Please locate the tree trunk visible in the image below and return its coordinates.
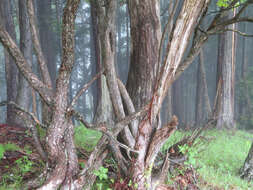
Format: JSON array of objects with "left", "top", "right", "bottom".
[
  {"left": 240, "top": 142, "right": 253, "bottom": 181},
  {"left": 37, "top": 1, "right": 80, "bottom": 189},
  {"left": 173, "top": 78, "right": 185, "bottom": 127},
  {"left": 90, "top": 0, "right": 101, "bottom": 115},
  {"left": 15, "top": 0, "right": 33, "bottom": 127},
  {"left": 215, "top": 10, "right": 236, "bottom": 129},
  {"left": 195, "top": 49, "right": 211, "bottom": 126},
  {"left": 37, "top": 0, "right": 56, "bottom": 125},
  {"left": 128, "top": 0, "right": 210, "bottom": 188},
  {"left": 126, "top": 0, "right": 161, "bottom": 110},
  {"left": 0, "top": 0, "right": 18, "bottom": 125}
]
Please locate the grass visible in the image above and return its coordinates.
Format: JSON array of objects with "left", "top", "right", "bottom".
[
  {"left": 163, "top": 129, "right": 253, "bottom": 190},
  {"left": 1, "top": 124, "right": 253, "bottom": 189}
]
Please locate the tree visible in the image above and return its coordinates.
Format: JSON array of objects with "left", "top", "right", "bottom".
[
  {"left": 195, "top": 49, "right": 211, "bottom": 126},
  {"left": 213, "top": 9, "right": 236, "bottom": 129},
  {"left": 0, "top": 0, "right": 18, "bottom": 125},
  {"left": 0, "top": 0, "right": 253, "bottom": 189},
  {"left": 15, "top": 0, "right": 33, "bottom": 127}
]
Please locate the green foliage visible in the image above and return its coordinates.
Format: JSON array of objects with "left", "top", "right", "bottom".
[
  {"left": 194, "top": 130, "right": 252, "bottom": 189},
  {"left": 163, "top": 129, "right": 253, "bottom": 189},
  {"left": 93, "top": 166, "right": 112, "bottom": 190},
  {"left": 0, "top": 155, "right": 34, "bottom": 189},
  {"left": 179, "top": 144, "right": 199, "bottom": 166},
  {"left": 93, "top": 166, "right": 108, "bottom": 180},
  {"left": 15, "top": 156, "right": 33, "bottom": 174},
  {"left": 74, "top": 123, "right": 102, "bottom": 152},
  {"left": 217, "top": 0, "right": 230, "bottom": 7},
  {"left": 217, "top": 0, "right": 246, "bottom": 8},
  {"left": 0, "top": 143, "right": 20, "bottom": 160}
]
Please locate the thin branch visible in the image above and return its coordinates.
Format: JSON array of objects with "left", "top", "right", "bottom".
[
  {"left": 216, "top": 28, "right": 253, "bottom": 37},
  {"left": 27, "top": 0, "right": 52, "bottom": 88},
  {"left": 0, "top": 101, "right": 47, "bottom": 161},
  {"left": 68, "top": 69, "right": 105, "bottom": 110},
  {"left": 218, "top": 17, "right": 253, "bottom": 28},
  {"left": 0, "top": 101, "right": 46, "bottom": 128},
  {"left": 117, "top": 78, "right": 138, "bottom": 138},
  {"left": 71, "top": 104, "right": 148, "bottom": 140},
  {"left": 0, "top": 29, "right": 53, "bottom": 105},
  {"left": 114, "top": 104, "right": 149, "bottom": 136}
]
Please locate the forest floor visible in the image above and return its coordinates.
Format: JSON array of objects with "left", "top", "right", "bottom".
[{"left": 0, "top": 123, "right": 253, "bottom": 190}]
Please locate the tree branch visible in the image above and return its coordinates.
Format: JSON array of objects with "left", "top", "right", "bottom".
[
  {"left": 68, "top": 69, "right": 105, "bottom": 110},
  {"left": 0, "top": 29, "right": 53, "bottom": 105},
  {"left": 117, "top": 78, "right": 138, "bottom": 138},
  {"left": 0, "top": 101, "right": 47, "bottom": 161},
  {"left": 145, "top": 115, "right": 178, "bottom": 166}
]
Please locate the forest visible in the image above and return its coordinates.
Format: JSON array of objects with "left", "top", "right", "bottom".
[{"left": 1, "top": 0, "right": 253, "bottom": 189}]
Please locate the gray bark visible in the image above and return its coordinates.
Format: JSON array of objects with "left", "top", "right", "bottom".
[
  {"left": 37, "top": 0, "right": 56, "bottom": 125},
  {"left": 215, "top": 10, "right": 236, "bottom": 129},
  {"left": 0, "top": 0, "right": 18, "bottom": 125},
  {"left": 15, "top": 0, "right": 33, "bottom": 127}
]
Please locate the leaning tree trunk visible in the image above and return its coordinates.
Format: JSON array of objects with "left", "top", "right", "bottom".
[{"left": 240, "top": 142, "right": 253, "bottom": 181}]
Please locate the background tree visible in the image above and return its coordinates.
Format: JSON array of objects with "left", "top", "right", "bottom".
[{"left": 0, "top": 0, "right": 18, "bottom": 125}]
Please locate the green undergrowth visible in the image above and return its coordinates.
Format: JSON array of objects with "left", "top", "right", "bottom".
[
  {"left": 0, "top": 143, "right": 41, "bottom": 189},
  {"left": 74, "top": 123, "right": 102, "bottom": 152},
  {"left": 0, "top": 143, "right": 20, "bottom": 160},
  {"left": 1, "top": 125, "right": 253, "bottom": 189},
  {"left": 163, "top": 129, "right": 253, "bottom": 190}
]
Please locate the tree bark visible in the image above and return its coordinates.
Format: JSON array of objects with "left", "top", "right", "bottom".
[
  {"left": 90, "top": 0, "right": 101, "bottom": 116},
  {"left": 241, "top": 142, "right": 253, "bottom": 181},
  {"left": 215, "top": 10, "right": 236, "bottom": 129},
  {"left": 15, "top": 0, "right": 33, "bottom": 127},
  {"left": 126, "top": 0, "right": 161, "bottom": 110},
  {"left": 195, "top": 49, "right": 211, "bottom": 126},
  {"left": 37, "top": 0, "right": 56, "bottom": 125},
  {"left": 39, "top": 1, "right": 80, "bottom": 189},
  {"left": 0, "top": 0, "right": 18, "bottom": 125},
  {"left": 129, "top": 0, "right": 211, "bottom": 189}
]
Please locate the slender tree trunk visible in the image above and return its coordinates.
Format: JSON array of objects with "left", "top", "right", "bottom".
[
  {"left": 37, "top": 0, "right": 56, "bottom": 125},
  {"left": 90, "top": 0, "right": 101, "bottom": 116},
  {"left": 173, "top": 78, "right": 185, "bottom": 127},
  {"left": 14, "top": 0, "right": 33, "bottom": 127},
  {"left": 195, "top": 56, "right": 205, "bottom": 126},
  {"left": 195, "top": 49, "right": 211, "bottom": 126},
  {"left": 0, "top": 0, "right": 18, "bottom": 125}
]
